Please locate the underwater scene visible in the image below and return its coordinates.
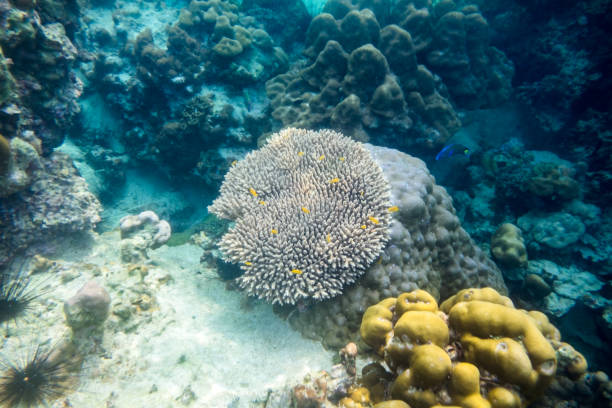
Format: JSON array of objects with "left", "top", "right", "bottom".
[{"left": 0, "top": 0, "right": 611, "bottom": 406}]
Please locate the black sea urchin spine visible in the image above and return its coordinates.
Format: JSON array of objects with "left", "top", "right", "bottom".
[
  {"left": 0, "top": 264, "right": 40, "bottom": 327},
  {"left": 0, "top": 345, "right": 71, "bottom": 408}
]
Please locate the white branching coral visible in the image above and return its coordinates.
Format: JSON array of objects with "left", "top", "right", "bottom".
[{"left": 209, "top": 128, "right": 392, "bottom": 305}]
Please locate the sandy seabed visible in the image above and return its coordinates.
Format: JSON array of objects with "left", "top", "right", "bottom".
[{"left": 2, "top": 231, "right": 334, "bottom": 408}]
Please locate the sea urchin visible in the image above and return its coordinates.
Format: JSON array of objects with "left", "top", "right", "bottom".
[
  {"left": 0, "top": 266, "right": 42, "bottom": 327},
  {"left": 0, "top": 345, "right": 71, "bottom": 408}
]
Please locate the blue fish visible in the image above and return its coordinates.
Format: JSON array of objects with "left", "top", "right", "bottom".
[{"left": 435, "top": 143, "right": 472, "bottom": 161}]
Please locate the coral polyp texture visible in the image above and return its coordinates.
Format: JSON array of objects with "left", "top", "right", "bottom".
[
  {"left": 209, "top": 128, "right": 391, "bottom": 305},
  {"left": 359, "top": 287, "right": 586, "bottom": 408}
]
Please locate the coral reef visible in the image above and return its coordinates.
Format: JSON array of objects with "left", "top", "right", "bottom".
[
  {"left": 490, "top": 223, "right": 527, "bottom": 268},
  {"left": 286, "top": 142, "right": 505, "bottom": 348},
  {"left": 358, "top": 287, "right": 580, "bottom": 407},
  {"left": 0, "top": 148, "right": 101, "bottom": 267},
  {"left": 266, "top": 0, "right": 513, "bottom": 151},
  {"left": 209, "top": 128, "right": 391, "bottom": 305},
  {"left": 0, "top": 1, "right": 82, "bottom": 151}
]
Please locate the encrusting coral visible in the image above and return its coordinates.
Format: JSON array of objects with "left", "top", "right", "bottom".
[
  {"left": 358, "top": 287, "right": 586, "bottom": 408},
  {"left": 209, "top": 128, "right": 391, "bottom": 305}
]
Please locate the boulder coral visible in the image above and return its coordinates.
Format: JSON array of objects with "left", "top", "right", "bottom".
[
  {"left": 288, "top": 143, "right": 506, "bottom": 348},
  {"left": 266, "top": 0, "right": 513, "bottom": 151},
  {"left": 359, "top": 287, "right": 586, "bottom": 408}
]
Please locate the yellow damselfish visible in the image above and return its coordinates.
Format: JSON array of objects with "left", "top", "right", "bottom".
[
  {"left": 301, "top": 207, "right": 310, "bottom": 214},
  {"left": 388, "top": 205, "right": 399, "bottom": 212},
  {"left": 291, "top": 269, "right": 303, "bottom": 275},
  {"left": 329, "top": 177, "right": 339, "bottom": 184},
  {"left": 271, "top": 229, "right": 278, "bottom": 234},
  {"left": 368, "top": 216, "right": 379, "bottom": 224},
  {"left": 249, "top": 187, "right": 258, "bottom": 197}
]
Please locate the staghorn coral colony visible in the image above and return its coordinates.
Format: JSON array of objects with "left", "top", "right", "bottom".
[
  {"left": 209, "top": 128, "right": 392, "bottom": 305},
  {"left": 0, "top": 0, "right": 611, "bottom": 406}
]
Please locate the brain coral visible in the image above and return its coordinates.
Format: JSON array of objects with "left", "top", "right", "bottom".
[{"left": 209, "top": 128, "right": 391, "bottom": 305}]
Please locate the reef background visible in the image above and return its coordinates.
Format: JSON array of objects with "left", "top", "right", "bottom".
[{"left": 1, "top": 0, "right": 611, "bottom": 405}]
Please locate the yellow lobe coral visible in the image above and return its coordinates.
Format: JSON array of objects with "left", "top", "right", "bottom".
[
  {"left": 373, "top": 401, "right": 411, "bottom": 408},
  {"left": 391, "top": 346, "right": 451, "bottom": 406},
  {"left": 360, "top": 297, "right": 396, "bottom": 352},
  {"left": 249, "top": 187, "right": 258, "bottom": 197},
  {"left": 440, "top": 287, "right": 513, "bottom": 313},
  {"left": 394, "top": 311, "right": 449, "bottom": 348},
  {"left": 487, "top": 387, "right": 522, "bottom": 408},
  {"left": 395, "top": 289, "right": 438, "bottom": 315}
]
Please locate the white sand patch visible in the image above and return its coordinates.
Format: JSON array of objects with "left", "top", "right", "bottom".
[{"left": 1, "top": 232, "right": 333, "bottom": 408}]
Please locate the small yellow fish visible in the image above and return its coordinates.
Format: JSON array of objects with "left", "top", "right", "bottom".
[
  {"left": 244, "top": 261, "right": 252, "bottom": 266},
  {"left": 360, "top": 225, "right": 367, "bottom": 229},
  {"left": 368, "top": 216, "right": 379, "bottom": 224},
  {"left": 249, "top": 187, "right": 258, "bottom": 197},
  {"left": 301, "top": 207, "right": 310, "bottom": 214},
  {"left": 231, "top": 160, "right": 238, "bottom": 166},
  {"left": 297, "top": 151, "right": 304, "bottom": 156},
  {"left": 360, "top": 191, "right": 364, "bottom": 196},
  {"left": 271, "top": 229, "right": 278, "bottom": 234},
  {"left": 259, "top": 200, "right": 266, "bottom": 205},
  {"left": 388, "top": 205, "right": 399, "bottom": 212},
  {"left": 291, "top": 269, "right": 303, "bottom": 275},
  {"left": 339, "top": 157, "right": 345, "bottom": 162},
  {"left": 329, "top": 177, "right": 339, "bottom": 184},
  {"left": 318, "top": 154, "right": 325, "bottom": 161},
  {"left": 326, "top": 234, "right": 331, "bottom": 243}
]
